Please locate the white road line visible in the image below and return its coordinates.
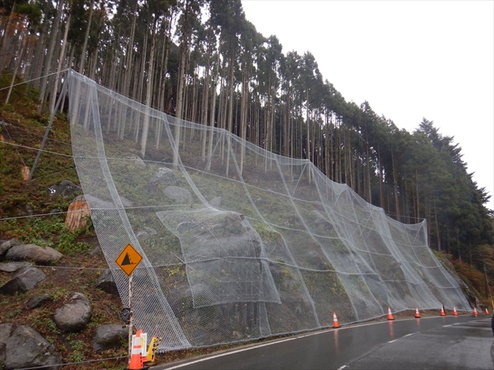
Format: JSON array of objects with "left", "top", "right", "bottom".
[
  {"left": 388, "top": 332, "right": 416, "bottom": 344},
  {"left": 165, "top": 337, "right": 299, "bottom": 369}
]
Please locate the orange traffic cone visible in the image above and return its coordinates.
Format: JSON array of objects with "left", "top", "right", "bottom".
[
  {"left": 440, "top": 306, "right": 446, "bottom": 316},
  {"left": 387, "top": 307, "right": 395, "bottom": 320},
  {"left": 414, "top": 307, "right": 421, "bottom": 318},
  {"left": 473, "top": 307, "right": 478, "bottom": 316},
  {"left": 332, "top": 312, "right": 340, "bottom": 328},
  {"left": 129, "top": 329, "right": 144, "bottom": 370},
  {"left": 453, "top": 307, "right": 458, "bottom": 316},
  {"left": 485, "top": 307, "right": 490, "bottom": 315}
]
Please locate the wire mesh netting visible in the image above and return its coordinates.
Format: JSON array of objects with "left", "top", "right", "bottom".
[{"left": 67, "top": 70, "right": 470, "bottom": 351}]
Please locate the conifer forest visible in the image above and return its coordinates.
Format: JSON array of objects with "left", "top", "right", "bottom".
[{"left": 1, "top": 0, "right": 492, "bottom": 272}]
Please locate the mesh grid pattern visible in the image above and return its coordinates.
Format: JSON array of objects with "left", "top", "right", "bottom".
[{"left": 67, "top": 70, "right": 470, "bottom": 351}]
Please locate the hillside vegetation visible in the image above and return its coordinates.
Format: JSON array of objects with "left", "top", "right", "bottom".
[{"left": 1, "top": 72, "right": 494, "bottom": 369}]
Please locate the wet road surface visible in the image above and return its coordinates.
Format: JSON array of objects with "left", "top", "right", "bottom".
[{"left": 157, "top": 315, "right": 494, "bottom": 370}]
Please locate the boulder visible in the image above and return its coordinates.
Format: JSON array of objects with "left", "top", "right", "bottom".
[
  {"left": 0, "top": 323, "right": 61, "bottom": 370},
  {"left": 5, "top": 244, "right": 63, "bottom": 264},
  {"left": 164, "top": 186, "right": 193, "bottom": 204},
  {"left": 125, "top": 155, "right": 146, "bottom": 168},
  {"left": 80, "top": 193, "right": 132, "bottom": 209},
  {"left": 83, "top": 194, "right": 115, "bottom": 209},
  {"left": 47, "top": 180, "right": 81, "bottom": 197},
  {"left": 90, "top": 244, "right": 103, "bottom": 256},
  {"left": 0, "top": 239, "right": 21, "bottom": 256},
  {"left": 136, "top": 226, "right": 157, "bottom": 242},
  {"left": 53, "top": 292, "right": 92, "bottom": 332},
  {"left": 10, "top": 204, "right": 34, "bottom": 217},
  {"left": 93, "top": 324, "right": 128, "bottom": 353},
  {"left": 96, "top": 269, "right": 119, "bottom": 295},
  {"left": 119, "top": 196, "right": 134, "bottom": 207},
  {"left": 0, "top": 261, "right": 32, "bottom": 273},
  {"left": 26, "top": 293, "right": 51, "bottom": 309},
  {"left": 0, "top": 266, "right": 46, "bottom": 294},
  {"left": 149, "top": 167, "right": 177, "bottom": 185},
  {"left": 209, "top": 196, "right": 221, "bottom": 208}
]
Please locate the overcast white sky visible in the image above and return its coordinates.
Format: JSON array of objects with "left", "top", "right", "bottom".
[{"left": 242, "top": 0, "right": 494, "bottom": 211}]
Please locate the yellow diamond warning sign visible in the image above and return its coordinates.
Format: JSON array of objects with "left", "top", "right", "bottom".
[{"left": 115, "top": 244, "right": 142, "bottom": 276}]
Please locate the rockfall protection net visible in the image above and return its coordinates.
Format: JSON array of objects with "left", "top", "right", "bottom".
[{"left": 67, "top": 70, "right": 470, "bottom": 351}]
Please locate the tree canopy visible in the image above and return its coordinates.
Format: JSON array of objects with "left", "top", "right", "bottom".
[{"left": 0, "top": 0, "right": 492, "bottom": 266}]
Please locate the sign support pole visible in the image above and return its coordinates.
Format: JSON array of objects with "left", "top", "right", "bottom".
[
  {"left": 128, "top": 272, "right": 133, "bottom": 363},
  {"left": 114, "top": 243, "right": 142, "bottom": 366}
]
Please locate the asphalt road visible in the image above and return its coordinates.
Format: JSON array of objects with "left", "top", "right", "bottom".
[{"left": 156, "top": 315, "right": 494, "bottom": 370}]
